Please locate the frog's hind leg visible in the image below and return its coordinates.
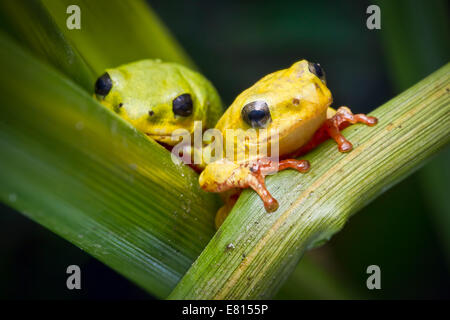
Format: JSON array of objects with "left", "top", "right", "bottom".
[
  {"left": 215, "top": 190, "right": 240, "bottom": 229},
  {"left": 215, "top": 204, "right": 232, "bottom": 229}
]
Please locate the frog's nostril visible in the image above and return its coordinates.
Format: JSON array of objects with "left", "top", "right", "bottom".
[
  {"left": 148, "top": 110, "right": 154, "bottom": 116},
  {"left": 114, "top": 103, "right": 123, "bottom": 112}
]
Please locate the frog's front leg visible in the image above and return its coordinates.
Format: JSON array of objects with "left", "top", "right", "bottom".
[
  {"left": 324, "top": 106, "right": 378, "bottom": 152},
  {"left": 199, "top": 157, "right": 310, "bottom": 215},
  {"left": 287, "top": 106, "right": 378, "bottom": 157},
  {"left": 249, "top": 158, "right": 311, "bottom": 211}
]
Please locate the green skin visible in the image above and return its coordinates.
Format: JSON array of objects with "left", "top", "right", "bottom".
[{"left": 95, "top": 59, "right": 223, "bottom": 146}]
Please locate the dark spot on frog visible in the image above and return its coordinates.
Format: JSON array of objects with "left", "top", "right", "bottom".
[
  {"left": 292, "top": 98, "right": 300, "bottom": 105},
  {"left": 314, "top": 83, "right": 324, "bottom": 94},
  {"left": 148, "top": 110, "right": 154, "bottom": 116}
]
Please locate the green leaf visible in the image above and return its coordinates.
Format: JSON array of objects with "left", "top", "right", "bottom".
[
  {"left": 0, "top": 0, "right": 196, "bottom": 92},
  {"left": 0, "top": 31, "right": 220, "bottom": 298},
  {"left": 169, "top": 63, "right": 450, "bottom": 299},
  {"left": 41, "top": 0, "right": 196, "bottom": 74},
  {"left": 0, "top": 0, "right": 94, "bottom": 91}
]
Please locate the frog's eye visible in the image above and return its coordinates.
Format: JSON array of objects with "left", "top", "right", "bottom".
[
  {"left": 172, "top": 93, "right": 193, "bottom": 117},
  {"left": 308, "top": 62, "right": 326, "bottom": 83},
  {"left": 241, "top": 101, "right": 272, "bottom": 128},
  {"left": 95, "top": 72, "right": 113, "bottom": 96}
]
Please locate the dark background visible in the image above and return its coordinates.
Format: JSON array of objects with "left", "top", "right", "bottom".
[{"left": 0, "top": 0, "right": 448, "bottom": 299}]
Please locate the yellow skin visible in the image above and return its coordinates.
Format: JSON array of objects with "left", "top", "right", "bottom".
[
  {"left": 93, "top": 59, "right": 376, "bottom": 228},
  {"left": 94, "top": 59, "right": 222, "bottom": 146},
  {"left": 198, "top": 60, "right": 377, "bottom": 227}
]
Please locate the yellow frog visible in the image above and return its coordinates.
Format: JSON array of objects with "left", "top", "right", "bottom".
[{"left": 198, "top": 60, "right": 377, "bottom": 227}]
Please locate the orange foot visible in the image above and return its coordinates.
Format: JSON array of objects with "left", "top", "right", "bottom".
[
  {"left": 287, "top": 106, "right": 378, "bottom": 157},
  {"left": 200, "top": 157, "right": 310, "bottom": 214},
  {"left": 246, "top": 158, "right": 310, "bottom": 212},
  {"left": 207, "top": 158, "right": 310, "bottom": 228}
]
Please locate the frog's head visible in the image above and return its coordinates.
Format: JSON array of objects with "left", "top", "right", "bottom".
[
  {"left": 94, "top": 60, "right": 222, "bottom": 146},
  {"left": 216, "top": 60, "right": 333, "bottom": 159}
]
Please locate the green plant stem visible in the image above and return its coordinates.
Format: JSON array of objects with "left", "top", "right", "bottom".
[{"left": 169, "top": 63, "right": 450, "bottom": 299}]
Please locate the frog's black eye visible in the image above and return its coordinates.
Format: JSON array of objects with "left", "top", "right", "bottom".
[
  {"left": 241, "top": 101, "right": 272, "bottom": 128},
  {"left": 95, "top": 72, "right": 112, "bottom": 96},
  {"left": 308, "top": 62, "right": 326, "bottom": 83},
  {"left": 172, "top": 93, "right": 193, "bottom": 117}
]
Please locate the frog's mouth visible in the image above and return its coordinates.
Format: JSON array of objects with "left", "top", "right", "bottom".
[
  {"left": 145, "top": 133, "right": 170, "bottom": 138},
  {"left": 145, "top": 133, "right": 183, "bottom": 146}
]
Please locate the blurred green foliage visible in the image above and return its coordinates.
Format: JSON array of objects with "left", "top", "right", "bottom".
[
  {"left": 377, "top": 0, "right": 450, "bottom": 270},
  {"left": 0, "top": 0, "right": 448, "bottom": 299}
]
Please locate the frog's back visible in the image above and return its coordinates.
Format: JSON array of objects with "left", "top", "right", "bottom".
[{"left": 215, "top": 60, "right": 332, "bottom": 134}]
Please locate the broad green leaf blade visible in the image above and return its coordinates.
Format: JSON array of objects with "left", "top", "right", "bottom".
[
  {"left": 0, "top": 0, "right": 94, "bottom": 91},
  {"left": 0, "top": 32, "right": 219, "bottom": 298},
  {"left": 169, "top": 64, "right": 450, "bottom": 299},
  {"left": 41, "top": 0, "right": 196, "bottom": 74}
]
